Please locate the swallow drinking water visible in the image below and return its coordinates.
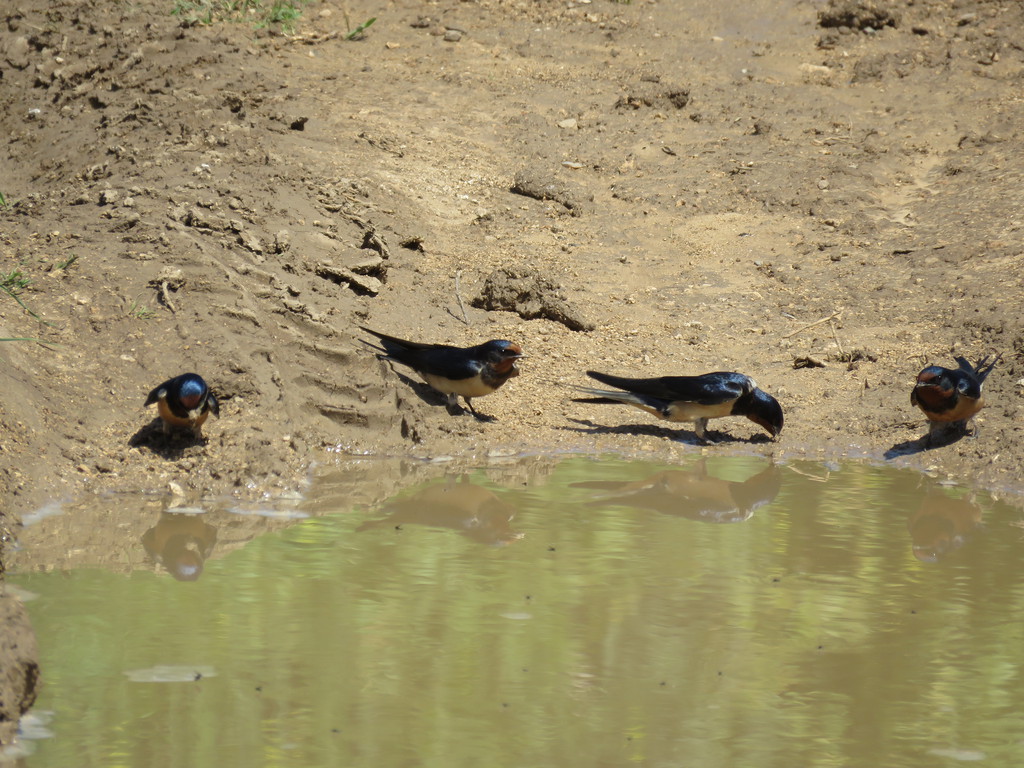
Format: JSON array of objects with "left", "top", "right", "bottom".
[
  {"left": 359, "top": 327, "right": 524, "bottom": 421},
  {"left": 145, "top": 373, "right": 220, "bottom": 438},
  {"left": 574, "top": 369, "right": 783, "bottom": 442},
  {"left": 911, "top": 353, "right": 1000, "bottom": 445}
]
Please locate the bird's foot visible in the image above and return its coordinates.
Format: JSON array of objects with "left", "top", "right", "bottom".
[{"left": 692, "top": 419, "right": 714, "bottom": 444}]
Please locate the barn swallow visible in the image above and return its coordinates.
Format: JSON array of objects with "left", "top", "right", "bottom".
[
  {"left": 911, "top": 353, "right": 1000, "bottom": 445},
  {"left": 359, "top": 326, "right": 524, "bottom": 421},
  {"left": 574, "top": 369, "right": 783, "bottom": 442},
  {"left": 144, "top": 373, "right": 220, "bottom": 438}
]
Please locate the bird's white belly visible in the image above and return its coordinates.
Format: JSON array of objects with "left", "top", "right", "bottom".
[
  {"left": 422, "top": 373, "right": 494, "bottom": 398},
  {"left": 664, "top": 400, "right": 734, "bottom": 422}
]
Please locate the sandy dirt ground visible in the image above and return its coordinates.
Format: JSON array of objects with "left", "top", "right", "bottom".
[{"left": 1, "top": 0, "right": 1023, "bottom": 738}]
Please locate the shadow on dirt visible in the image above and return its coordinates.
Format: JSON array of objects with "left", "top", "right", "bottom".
[
  {"left": 885, "top": 429, "right": 969, "bottom": 460},
  {"left": 561, "top": 417, "right": 771, "bottom": 445},
  {"left": 128, "top": 420, "right": 209, "bottom": 459}
]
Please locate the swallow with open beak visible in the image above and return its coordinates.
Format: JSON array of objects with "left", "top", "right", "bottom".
[
  {"left": 359, "top": 327, "right": 524, "bottom": 421},
  {"left": 145, "top": 373, "right": 220, "bottom": 438},
  {"left": 574, "top": 369, "right": 783, "bottom": 442},
  {"left": 911, "top": 353, "right": 1000, "bottom": 445}
]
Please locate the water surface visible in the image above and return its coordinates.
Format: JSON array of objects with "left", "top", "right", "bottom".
[{"left": 10, "top": 456, "right": 1024, "bottom": 767}]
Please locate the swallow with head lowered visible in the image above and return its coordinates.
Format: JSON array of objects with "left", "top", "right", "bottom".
[
  {"left": 145, "top": 372, "right": 220, "bottom": 439},
  {"left": 911, "top": 353, "right": 1001, "bottom": 446},
  {"left": 574, "top": 369, "right": 783, "bottom": 443},
  {"left": 359, "top": 327, "right": 524, "bottom": 421}
]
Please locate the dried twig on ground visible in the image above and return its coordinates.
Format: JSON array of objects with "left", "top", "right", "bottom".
[{"left": 783, "top": 311, "right": 842, "bottom": 339}]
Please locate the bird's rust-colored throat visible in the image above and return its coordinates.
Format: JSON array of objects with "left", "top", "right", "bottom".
[{"left": 495, "top": 345, "right": 525, "bottom": 375}]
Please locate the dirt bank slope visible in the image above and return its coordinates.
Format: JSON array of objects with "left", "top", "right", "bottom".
[{"left": 1, "top": 0, "right": 1022, "bottom": 523}]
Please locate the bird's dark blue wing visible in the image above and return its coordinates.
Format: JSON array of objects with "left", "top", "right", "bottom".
[
  {"left": 586, "top": 370, "right": 751, "bottom": 405},
  {"left": 360, "top": 326, "right": 437, "bottom": 352},
  {"left": 360, "top": 327, "right": 482, "bottom": 381},
  {"left": 144, "top": 378, "right": 174, "bottom": 406},
  {"left": 404, "top": 345, "right": 481, "bottom": 380},
  {"left": 954, "top": 357, "right": 978, "bottom": 379},
  {"left": 957, "top": 354, "right": 1000, "bottom": 384}
]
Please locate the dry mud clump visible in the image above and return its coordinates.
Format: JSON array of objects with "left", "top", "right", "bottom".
[{"left": 473, "top": 267, "right": 595, "bottom": 332}]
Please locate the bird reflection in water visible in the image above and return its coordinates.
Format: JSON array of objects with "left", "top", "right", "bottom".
[
  {"left": 142, "top": 511, "right": 218, "bottom": 581},
  {"left": 573, "top": 460, "right": 781, "bottom": 523},
  {"left": 907, "top": 488, "right": 983, "bottom": 562},
  {"left": 357, "top": 476, "right": 522, "bottom": 546}
]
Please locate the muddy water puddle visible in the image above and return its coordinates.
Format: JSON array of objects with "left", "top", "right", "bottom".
[{"left": 9, "top": 455, "right": 1024, "bottom": 767}]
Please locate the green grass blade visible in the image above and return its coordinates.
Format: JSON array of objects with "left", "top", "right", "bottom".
[
  {"left": 346, "top": 16, "right": 376, "bottom": 40},
  {"left": 0, "top": 283, "right": 53, "bottom": 326}
]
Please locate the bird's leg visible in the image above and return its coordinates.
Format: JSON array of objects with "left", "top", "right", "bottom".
[
  {"left": 693, "top": 417, "right": 717, "bottom": 444},
  {"left": 191, "top": 424, "right": 204, "bottom": 439},
  {"left": 445, "top": 393, "right": 462, "bottom": 416},
  {"left": 465, "top": 399, "right": 495, "bottom": 423},
  {"left": 925, "top": 421, "right": 954, "bottom": 450}
]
